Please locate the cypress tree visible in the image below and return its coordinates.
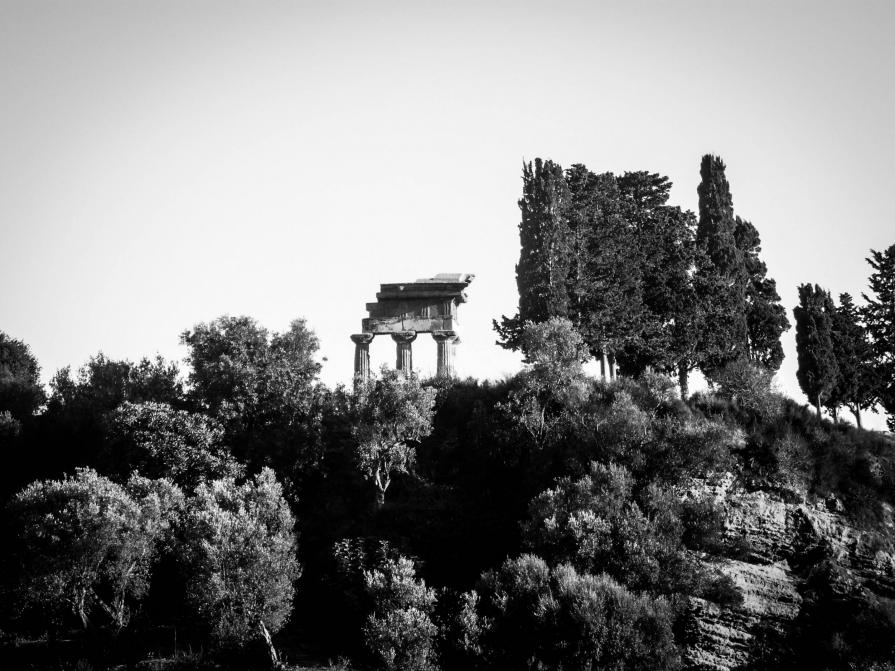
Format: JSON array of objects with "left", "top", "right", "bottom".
[
  {"left": 828, "top": 293, "right": 877, "bottom": 428},
  {"left": 734, "top": 217, "right": 790, "bottom": 370},
  {"left": 616, "top": 171, "right": 698, "bottom": 386},
  {"left": 565, "top": 165, "right": 642, "bottom": 366},
  {"left": 794, "top": 284, "right": 840, "bottom": 419},
  {"left": 861, "top": 244, "right": 895, "bottom": 430},
  {"left": 695, "top": 155, "right": 749, "bottom": 374},
  {"left": 495, "top": 159, "right": 572, "bottom": 350}
]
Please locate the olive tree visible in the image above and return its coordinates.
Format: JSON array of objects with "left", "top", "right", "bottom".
[
  {"left": 351, "top": 368, "right": 437, "bottom": 507},
  {"left": 11, "top": 468, "right": 182, "bottom": 631},
  {"left": 106, "top": 401, "right": 241, "bottom": 488},
  {"left": 183, "top": 468, "right": 300, "bottom": 664}
]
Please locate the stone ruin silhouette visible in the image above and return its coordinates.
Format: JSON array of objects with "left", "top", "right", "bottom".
[{"left": 351, "top": 273, "right": 474, "bottom": 381}]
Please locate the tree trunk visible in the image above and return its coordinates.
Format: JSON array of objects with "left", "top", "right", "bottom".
[
  {"left": 75, "top": 589, "right": 90, "bottom": 630},
  {"left": 258, "top": 619, "right": 279, "bottom": 667},
  {"left": 678, "top": 363, "right": 689, "bottom": 400},
  {"left": 851, "top": 406, "right": 862, "bottom": 429},
  {"left": 815, "top": 395, "right": 822, "bottom": 420},
  {"left": 375, "top": 487, "right": 386, "bottom": 508}
]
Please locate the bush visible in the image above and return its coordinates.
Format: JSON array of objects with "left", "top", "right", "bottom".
[
  {"left": 522, "top": 462, "right": 706, "bottom": 597},
  {"left": 472, "top": 555, "right": 680, "bottom": 670},
  {"left": 710, "top": 359, "right": 784, "bottom": 421},
  {"left": 362, "top": 556, "right": 438, "bottom": 671}
]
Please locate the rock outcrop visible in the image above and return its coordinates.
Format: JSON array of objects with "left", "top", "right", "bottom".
[{"left": 683, "top": 473, "right": 895, "bottom": 670}]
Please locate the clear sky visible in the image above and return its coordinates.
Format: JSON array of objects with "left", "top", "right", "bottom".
[{"left": 1, "top": 1, "right": 892, "bottom": 428}]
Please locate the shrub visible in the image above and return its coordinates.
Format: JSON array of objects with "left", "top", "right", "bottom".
[
  {"left": 473, "top": 555, "right": 680, "bottom": 670},
  {"left": 522, "top": 462, "right": 705, "bottom": 597},
  {"left": 363, "top": 556, "right": 438, "bottom": 671},
  {"left": 710, "top": 359, "right": 784, "bottom": 421}
]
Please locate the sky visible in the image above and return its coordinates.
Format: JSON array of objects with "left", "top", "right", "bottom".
[{"left": 1, "top": 1, "right": 893, "bottom": 428}]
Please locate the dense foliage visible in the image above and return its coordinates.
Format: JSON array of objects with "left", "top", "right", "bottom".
[{"left": 496, "top": 154, "right": 789, "bottom": 399}]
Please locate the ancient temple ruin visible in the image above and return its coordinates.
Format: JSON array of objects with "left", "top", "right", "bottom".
[{"left": 351, "top": 273, "right": 474, "bottom": 380}]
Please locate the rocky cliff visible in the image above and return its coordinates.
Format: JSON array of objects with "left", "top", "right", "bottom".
[{"left": 684, "top": 472, "right": 895, "bottom": 670}]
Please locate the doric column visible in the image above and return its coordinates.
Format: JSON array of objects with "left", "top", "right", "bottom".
[
  {"left": 432, "top": 330, "right": 458, "bottom": 378},
  {"left": 350, "top": 333, "right": 375, "bottom": 382},
  {"left": 391, "top": 331, "right": 417, "bottom": 375}
]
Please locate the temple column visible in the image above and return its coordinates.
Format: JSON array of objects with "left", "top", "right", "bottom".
[
  {"left": 391, "top": 331, "right": 417, "bottom": 375},
  {"left": 432, "top": 330, "right": 458, "bottom": 378},
  {"left": 600, "top": 350, "right": 609, "bottom": 380},
  {"left": 350, "top": 333, "right": 375, "bottom": 383}
]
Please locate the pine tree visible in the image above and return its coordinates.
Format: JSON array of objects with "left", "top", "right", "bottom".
[
  {"left": 862, "top": 244, "right": 895, "bottom": 430},
  {"left": 695, "top": 155, "right": 749, "bottom": 374},
  {"left": 828, "top": 293, "right": 877, "bottom": 428},
  {"left": 734, "top": 217, "right": 790, "bottom": 370},
  {"left": 495, "top": 159, "right": 572, "bottom": 350},
  {"left": 794, "top": 284, "right": 840, "bottom": 418}
]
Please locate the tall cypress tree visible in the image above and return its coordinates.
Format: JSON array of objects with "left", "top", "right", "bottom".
[
  {"left": 616, "top": 171, "right": 698, "bottom": 384},
  {"left": 495, "top": 159, "right": 572, "bottom": 350},
  {"left": 862, "top": 244, "right": 895, "bottom": 430},
  {"left": 734, "top": 217, "right": 790, "bottom": 370},
  {"left": 794, "top": 284, "right": 840, "bottom": 418},
  {"left": 695, "top": 155, "right": 749, "bottom": 374},
  {"left": 565, "top": 165, "right": 642, "bottom": 363},
  {"left": 828, "top": 293, "right": 877, "bottom": 428}
]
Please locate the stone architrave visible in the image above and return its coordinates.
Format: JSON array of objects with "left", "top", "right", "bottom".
[
  {"left": 350, "top": 333, "right": 375, "bottom": 382},
  {"left": 432, "top": 330, "right": 458, "bottom": 378},
  {"left": 355, "top": 274, "right": 473, "bottom": 378},
  {"left": 391, "top": 331, "right": 417, "bottom": 375}
]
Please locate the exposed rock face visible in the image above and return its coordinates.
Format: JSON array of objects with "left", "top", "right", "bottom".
[{"left": 683, "top": 474, "right": 895, "bottom": 670}]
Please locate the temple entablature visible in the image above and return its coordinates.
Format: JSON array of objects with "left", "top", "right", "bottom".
[{"left": 351, "top": 273, "right": 474, "bottom": 380}]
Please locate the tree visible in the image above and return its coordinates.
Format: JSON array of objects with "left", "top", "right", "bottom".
[
  {"left": 794, "top": 284, "right": 840, "bottom": 418},
  {"left": 351, "top": 368, "right": 437, "bottom": 507},
  {"left": 39, "top": 354, "right": 184, "bottom": 480},
  {"left": 695, "top": 155, "right": 749, "bottom": 373},
  {"left": 181, "top": 316, "right": 324, "bottom": 491},
  {"left": 495, "top": 159, "right": 572, "bottom": 350},
  {"left": 363, "top": 556, "right": 438, "bottom": 671},
  {"left": 616, "top": 172, "right": 702, "bottom": 389},
  {"left": 0, "top": 333, "right": 46, "bottom": 499},
  {"left": 48, "top": 354, "right": 183, "bottom": 412},
  {"left": 827, "top": 294, "right": 877, "bottom": 428},
  {"left": 862, "top": 245, "right": 895, "bottom": 431},
  {"left": 0, "top": 331, "right": 44, "bottom": 422},
  {"left": 183, "top": 468, "right": 300, "bottom": 664},
  {"left": 471, "top": 555, "right": 679, "bottom": 670},
  {"left": 500, "top": 318, "right": 590, "bottom": 446},
  {"left": 10, "top": 468, "right": 181, "bottom": 631},
  {"left": 566, "top": 165, "right": 643, "bottom": 365},
  {"left": 105, "top": 401, "right": 241, "bottom": 488},
  {"left": 735, "top": 217, "right": 790, "bottom": 369}
]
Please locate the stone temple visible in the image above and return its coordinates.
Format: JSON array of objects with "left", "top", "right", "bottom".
[{"left": 351, "top": 273, "right": 475, "bottom": 381}]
